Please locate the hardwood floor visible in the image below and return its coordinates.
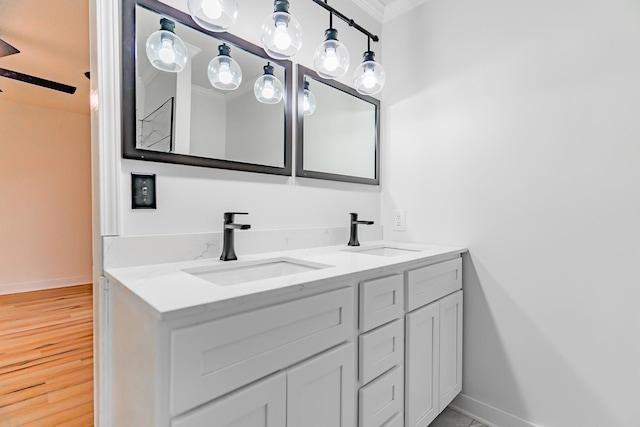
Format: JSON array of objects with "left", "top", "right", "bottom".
[{"left": 0, "top": 285, "right": 93, "bottom": 426}]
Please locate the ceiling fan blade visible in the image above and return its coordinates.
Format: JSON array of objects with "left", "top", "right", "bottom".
[
  {"left": 0, "top": 38, "right": 20, "bottom": 57},
  {"left": 0, "top": 68, "right": 76, "bottom": 94}
]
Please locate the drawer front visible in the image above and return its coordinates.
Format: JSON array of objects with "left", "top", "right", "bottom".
[
  {"left": 360, "top": 274, "right": 404, "bottom": 332},
  {"left": 359, "top": 319, "right": 404, "bottom": 385},
  {"left": 171, "top": 373, "right": 286, "bottom": 427},
  {"left": 406, "top": 257, "right": 462, "bottom": 312},
  {"left": 359, "top": 365, "right": 404, "bottom": 427},
  {"left": 170, "top": 287, "right": 354, "bottom": 415}
]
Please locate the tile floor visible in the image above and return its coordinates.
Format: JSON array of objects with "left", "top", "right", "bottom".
[{"left": 430, "top": 407, "right": 488, "bottom": 427}]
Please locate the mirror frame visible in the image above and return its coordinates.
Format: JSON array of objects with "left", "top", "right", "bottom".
[
  {"left": 122, "top": 0, "right": 293, "bottom": 176},
  {"left": 296, "top": 65, "right": 380, "bottom": 185}
]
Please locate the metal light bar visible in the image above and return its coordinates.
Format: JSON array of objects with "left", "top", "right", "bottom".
[{"left": 310, "top": 0, "right": 379, "bottom": 42}]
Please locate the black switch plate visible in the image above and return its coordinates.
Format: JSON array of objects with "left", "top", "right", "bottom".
[{"left": 131, "top": 173, "right": 156, "bottom": 209}]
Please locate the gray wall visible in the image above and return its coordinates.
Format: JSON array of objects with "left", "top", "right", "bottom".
[{"left": 381, "top": 0, "right": 640, "bottom": 425}]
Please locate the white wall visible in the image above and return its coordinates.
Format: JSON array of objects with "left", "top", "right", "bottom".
[
  {"left": 0, "top": 99, "right": 92, "bottom": 294},
  {"left": 381, "top": 0, "right": 640, "bottom": 426},
  {"left": 119, "top": 0, "right": 382, "bottom": 236}
]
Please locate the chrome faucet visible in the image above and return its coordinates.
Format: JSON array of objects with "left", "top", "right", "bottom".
[
  {"left": 348, "top": 213, "right": 374, "bottom": 246},
  {"left": 220, "top": 212, "right": 251, "bottom": 261}
]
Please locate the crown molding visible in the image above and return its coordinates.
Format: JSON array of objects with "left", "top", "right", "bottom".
[
  {"left": 383, "top": 0, "right": 430, "bottom": 22},
  {"left": 352, "top": 0, "right": 431, "bottom": 23},
  {"left": 351, "top": 0, "right": 385, "bottom": 23}
]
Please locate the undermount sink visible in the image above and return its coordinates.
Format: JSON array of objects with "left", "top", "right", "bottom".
[
  {"left": 183, "top": 258, "right": 330, "bottom": 286},
  {"left": 347, "top": 246, "right": 421, "bottom": 257}
]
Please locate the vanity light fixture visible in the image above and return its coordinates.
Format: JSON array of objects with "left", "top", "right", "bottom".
[
  {"left": 145, "top": 18, "right": 188, "bottom": 73},
  {"left": 187, "top": 0, "right": 238, "bottom": 32},
  {"left": 260, "top": 0, "right": 303, "bottom": 60},
  {"left": 208, "top": 43, "right": 242, "bottom": 90},
  {"left": 309, "top": 0, "right": 384, "bottom": 92},
  {"left": 313, "top": 10, "right": 349, "bottom": 79},
  {"left": 254, "top": 62, "right": 284, "bottom": 104},
  {"left": 353, "top": 37, "right": 385, "bottom": 95},
  {"left": 302, "top": 79, "right": 316, "bottom": 115}
]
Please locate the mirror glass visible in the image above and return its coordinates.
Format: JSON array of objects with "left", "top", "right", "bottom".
[
  {"left": 122, "top": 0, "right": 292, "bottom": 175},
  {"left": 296, "top": 65, "right": 380, "bottom": 185}
]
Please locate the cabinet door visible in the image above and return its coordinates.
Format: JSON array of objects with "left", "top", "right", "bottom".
[
  {"left": 287, "top": 342, "right": 355, "bottom": 427},
  {"left": 405, "top": 302, "right": 440, "bottom": 427},
  {"left": 439, "top": 290, "right": 463, "bottom": 411},
  {"left": 171, "top": 373, "right": 285, "bottom": 427}
]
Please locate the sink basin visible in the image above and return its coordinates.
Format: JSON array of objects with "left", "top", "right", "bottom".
[
  {"left": 183, "top": 258, "right": 330, "bottom": 286},
  {"left": 347, "top": 246, "right": 421, "bottom": 257}
]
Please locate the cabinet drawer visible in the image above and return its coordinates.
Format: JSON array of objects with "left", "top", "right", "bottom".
[
  {"left": 406, "top": 257, "right": 461, "bottom": 312},
  {"left": 360, "top": 274, "right": 404, "bottom": 332},
  {"left": 359, "top": 365, "right": 404, "bottom": 427},
  {"left": 170, "top": 287, "right": 354, "bottom": 415},
  {"left": 171, "top": 373, "right": 286, "bottom": 427},
  {"left": 359, "top": 319, "right": 404, "bottom": 385}
]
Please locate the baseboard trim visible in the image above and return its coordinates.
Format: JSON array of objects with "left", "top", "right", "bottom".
[
  {"left": 450, "top": 394, "right": 538, "bottom": 427},
  {"left": 0, "top": 275, "right": 93, "bottom": 295}
]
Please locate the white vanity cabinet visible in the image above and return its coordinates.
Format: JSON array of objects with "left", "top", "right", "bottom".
[
  {"left": 405, "top": 259, "right": 463, "bottom": 427},
  {"left": 110, "top": 284, "right": 356, "bottom": 426},
  {"left": 108, "top": 246, "right": 466, "bottom": 427}
]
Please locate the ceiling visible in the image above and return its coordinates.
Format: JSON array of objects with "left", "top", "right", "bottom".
[{"left": 0, "top": 0, "right": 90, "bottom": 115}]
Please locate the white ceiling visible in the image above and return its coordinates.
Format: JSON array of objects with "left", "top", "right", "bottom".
[{"left": 0, "top": 0, "right": 90, "bottom": 115}]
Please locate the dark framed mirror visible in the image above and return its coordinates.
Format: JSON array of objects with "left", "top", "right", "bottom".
[
  {"left": 296, "top": 65, "right": 380, "bottom": 185},
  {"left": 122, "top": 0, "right": 293, "bottom": 175}
]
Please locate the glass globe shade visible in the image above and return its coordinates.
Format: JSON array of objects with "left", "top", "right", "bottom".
[
  {"left": 208, "top": 55, "right": 242, "bottom": 90},
  {"left": 353, "top": 54, "right": 385, "bottom": 95},
  {"left": 187, "top": 0, "right": 238, "bottom": 32},
  {"left": 261, "top": 11, "right": 302, "bottom": 59},
  {"left": 146, "top": 30, "right": 188, "bottom": 73},
  {"left": 254, "top": 74, "right": 284, "bottom": 104},
  {"left": 313, "top": 32, "right": 349, "bottom": 79},
  {"left": 303, "top": 88, "right": 317, "bottom": 116}
]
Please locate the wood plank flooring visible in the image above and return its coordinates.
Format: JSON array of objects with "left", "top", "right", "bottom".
[{"left": 0, "top": 285, "right": 93, "bottom": 426}]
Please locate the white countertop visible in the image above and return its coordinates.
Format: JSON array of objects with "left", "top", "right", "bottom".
[{"left": 105, "top": 241, "right": 467, "bottom": 320}]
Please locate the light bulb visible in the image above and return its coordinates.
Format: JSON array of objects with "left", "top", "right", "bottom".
[
  {"left": 146, "top": 19, "right": 188, "bottom": 72},
  {"left": 303, "top": 95, "right": 310, "bottom": 112},
  {"left": 313, "top": 29, "right": 349, "bottom": 79},
  {"left": 254, "top": 63, "right": 283, "bottom": 104},
  {"left": 261, "top": 80, "right": 275, "bottom": 99},
  {"left": 273, "top": 22, "right": 291, "bottom": 50},
  {"left": 261, "top": 1, "right": 302, "bottom": 59},
  {"left": 218, "top": 62, "right": 232, "bottom": 84},
  {"left": 362, "top": 69, "right": 376, "bottom": 89},
  {"left": 324, "top": 47, "right": 338, "bottom": 72},
  {"left": 201, "top": 0, "right": 223, "bottom": 19},
  {"left": 208, "top": 44, "right": 242, "bottom": 90},
  {"left": 353, "top": 50, "right": 385, "bottom": 95},
  {"left": 158, "top": 39, "right": 176, "bottom": 64}
]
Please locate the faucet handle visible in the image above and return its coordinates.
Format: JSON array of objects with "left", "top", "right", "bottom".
[{"left": 223, "top": 212, "right": 249, "bottom": 223}]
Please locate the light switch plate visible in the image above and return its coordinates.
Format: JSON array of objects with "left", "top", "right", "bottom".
[{"left": 131, "top": 173, "right": 156, "bottom": 209}]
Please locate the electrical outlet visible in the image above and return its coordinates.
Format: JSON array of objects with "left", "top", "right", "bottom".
[{"left": 393, "top": 209, "right": 406, "bottom": 231}]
